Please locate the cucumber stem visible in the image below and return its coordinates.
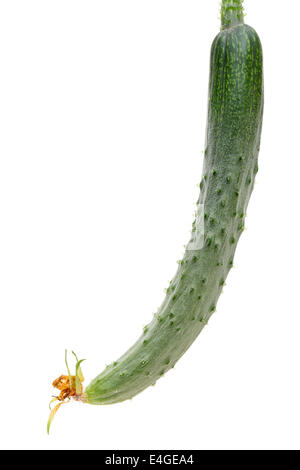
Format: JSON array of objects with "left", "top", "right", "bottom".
[{"left": 221, "top": 0, "right": 244, "bottom": 30}]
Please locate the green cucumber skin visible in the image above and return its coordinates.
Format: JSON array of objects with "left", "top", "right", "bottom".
[{"left": 85, "top": 23, "right": 263, "bottom": 405}]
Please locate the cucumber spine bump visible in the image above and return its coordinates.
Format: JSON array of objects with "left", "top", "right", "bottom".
[{"left": 85, "top": 0, "right": 264, "bottom": 405}]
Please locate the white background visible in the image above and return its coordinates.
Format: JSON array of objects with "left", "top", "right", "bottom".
[{"left": 0, "top": 0, "right": 299, "bottom": 450}]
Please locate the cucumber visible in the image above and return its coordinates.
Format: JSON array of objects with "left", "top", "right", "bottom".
[
  {"left": 84, "top": 0, "right": 263, "bottom": 405},
  {"left": 51, "top": 0, "right": 264, "bottom": 412}
]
